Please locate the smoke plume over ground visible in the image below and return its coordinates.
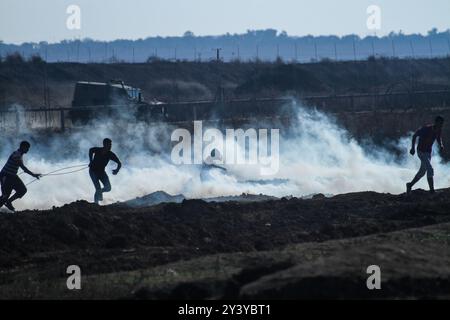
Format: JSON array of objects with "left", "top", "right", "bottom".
[{"left": 1, "top": 102, "right": 448, "bottom": 211}]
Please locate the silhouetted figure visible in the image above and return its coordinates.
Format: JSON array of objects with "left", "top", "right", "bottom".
[
  {"left": 205, "top": 149, "right": 226, "bottom": 170},
  {"left": 407, "top": 116, "right": 444, "bottom": 194},
  {"left": 89, "top": 138, "right": 122, "bottom": 204},
  {"left": 0, "top": 141, "right": 42, "bottom": 211},
  {"left": 200, "top": 148, "right": 226, "bottom": 181}
]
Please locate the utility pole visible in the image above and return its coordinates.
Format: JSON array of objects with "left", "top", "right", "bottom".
[
  {"left": 212, "top": 48, "right": 222, "bottom": 62},
  {"left": 429, "top": 39, "right": 433, "bottom": 58},
  {"left": 410, "top": 40, "right": 415, "bottom": 58},
  {"left": 217, "top": 48, "right": 221, "bottom": 61},
  {"left": 314, "top": 41, "right": 318, "bottom": 61},
  {"left": 392, "top": 40, "right": 396, "bottom": 58},
  {"left": 371, "top": 39, "right": 375, "bottom": 57},
  {"left": 43, "top": 44, "right": 50, "bottom": 126},
  {"left": 210, "top": 48, "right": 223, "bottom": 101},
  {"left": 44, "top": 57, "right": 48, "bottom": 107},
  {"left": 173, "top": 62, "right": 179, "bottom": 102},
  {"left": 447, "top": 38, "right": 450, "bottom": 56},
  {"left": 295, "top": 43, "right": 298, "bottom": 62},
  {"left": 334, "top": 42, "right": 338, "bottom": 61},
  {"left": 76, "top": 40, "right": 80, "bottom": 62},
  {"left": 352, "top": 38, "right": 357, "bottom": 61}
]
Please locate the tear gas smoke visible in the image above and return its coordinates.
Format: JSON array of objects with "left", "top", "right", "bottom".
[{"left": 1, "top": 102, "right": 447, "bottom": 211}]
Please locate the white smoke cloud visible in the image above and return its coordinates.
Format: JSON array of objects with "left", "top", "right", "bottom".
[{"left": 2, "top": 102, "right": 448, "bottom": 211}]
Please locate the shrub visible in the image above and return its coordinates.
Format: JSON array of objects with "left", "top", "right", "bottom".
[{"left": 5, "top": 52, "right": 25, "bottom": 64}]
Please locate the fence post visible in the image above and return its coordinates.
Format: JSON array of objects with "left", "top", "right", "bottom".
[
  {"left": 15, "top": 109, "right": 20, "bottom": 131},
  {"left": 60, "top": 109, "right": 65, "bottom": 132}
]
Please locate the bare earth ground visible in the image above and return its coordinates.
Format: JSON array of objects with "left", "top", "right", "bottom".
[{"left": 0, "top": 188, "right": 450, "bottom": 299}]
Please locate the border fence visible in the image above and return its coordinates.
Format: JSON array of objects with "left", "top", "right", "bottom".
[
  {"left": 1, "top": 90, "right": 450, "bottom": 132},
  {"left": 1, "top": 35, "right": 450, "bottom": 64}
]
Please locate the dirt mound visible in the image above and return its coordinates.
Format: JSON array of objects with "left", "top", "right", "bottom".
[
  {"left": 124, "top": 191, "right": 278, "bottom": 208},
  {"left": 239, "top": 232, "right": 450, "bottom": 299},
  {"left": 1, "top": 187, "right": 450, "bottom": 298},
  {"left": 2, "top": 188, "right": 450, "bottom": 267},
  {"left": 203, "top": 193, "right": 279, "bottom": 203},
  {"left": 125, "top": 191, "right": 185, "bottom": 208},
  {"left": 127, "top": 222, "right": 450, "bottom": 300}
]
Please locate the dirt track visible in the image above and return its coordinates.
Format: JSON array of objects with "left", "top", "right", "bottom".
[{"left": 1, "top": 188, "right": 450, "bottom": 299}]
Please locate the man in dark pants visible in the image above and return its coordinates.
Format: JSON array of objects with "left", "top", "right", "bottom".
[
  {"left": 0, "top": 141, "right": 41, "bottom": 211},
  {"left": 89, "top": 138, "right": 122, "bottom": 204},
  {"left": 407, "top": 116, "right": 445, "bottom": 194}
]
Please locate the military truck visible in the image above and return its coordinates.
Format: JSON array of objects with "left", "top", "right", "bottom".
[{"left": 69, "top": 80, "right": 165, "bottom": 124}]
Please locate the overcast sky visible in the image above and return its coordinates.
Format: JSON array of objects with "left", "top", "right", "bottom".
[{"left": 1, "top": 0, "right": 449, "bottom": 44}]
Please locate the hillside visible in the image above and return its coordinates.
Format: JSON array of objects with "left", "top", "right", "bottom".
[
  {"left": 1, "top": 57, "right": 449, "bottom": 108},
  {"left": 1, "top": 188, "right": 450, "bottom": 299},
  {"left": 2, "top": 29, "right": 450, "bottom": 63}
]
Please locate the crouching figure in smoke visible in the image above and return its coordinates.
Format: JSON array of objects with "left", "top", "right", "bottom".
[
  {"left": 89, "top": 138, "right": 122, "bottom": 204},
  {"left": 0, "top": 141, "right": 42, "bottom": 211},
  {"left": 407, "top": 116, "right": 445, "bottom": 195}
]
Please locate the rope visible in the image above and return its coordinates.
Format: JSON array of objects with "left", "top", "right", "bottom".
[
  {"left": 24, "top": 164, "right": 89, "bottom": 186},
  {"left": 18, "top": 164, "right": 88, "bottom": 176},
  {"left": 45, "top": 166, "right": 89, "bottom": 176}
]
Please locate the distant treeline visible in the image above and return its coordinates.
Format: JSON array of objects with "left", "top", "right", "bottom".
[
  {"left": 1, "top": 29, "right": 450, "bottom": 63},
  {"left": 1, "top": 54, "right": 450, "bottom": 109}
]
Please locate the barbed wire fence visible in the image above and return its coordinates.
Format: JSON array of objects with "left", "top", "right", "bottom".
[{"left": 1, "top": 38, "right": 450, "bottom": 64}]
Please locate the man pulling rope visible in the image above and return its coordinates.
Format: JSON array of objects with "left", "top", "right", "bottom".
[{"left": 0, "top": 141, "right": 42, "bottom": 212}]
